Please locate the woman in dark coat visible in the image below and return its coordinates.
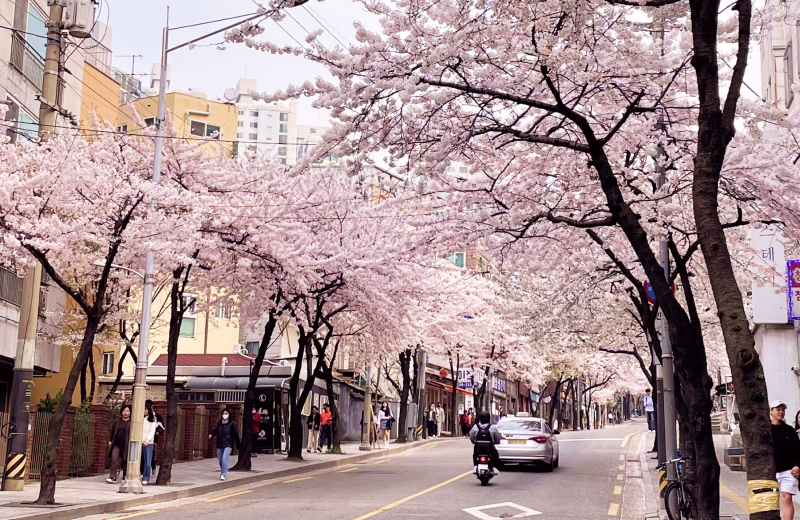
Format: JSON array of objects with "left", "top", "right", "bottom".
[
  {"left": 209, "top": 408, "right": 240, "bottom": 480},
  {"left": 107, "top": 404, "right": 132, "bottom": 483}
]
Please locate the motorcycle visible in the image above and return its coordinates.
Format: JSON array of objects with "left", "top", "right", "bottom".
[{"left": 474, "top": 439, "right": 496, "bottom": 486}]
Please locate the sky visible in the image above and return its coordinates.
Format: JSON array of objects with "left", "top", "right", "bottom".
[
  {"left": 106, "top": 0, "right": 379, "bottom": 125},
  {"left": 106, "top": 1, "right": 764, "bottom": 127}
]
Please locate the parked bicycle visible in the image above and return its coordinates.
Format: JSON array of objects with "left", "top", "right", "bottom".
[{"left": 664, "top": 457, "right": 698, "bottom": 520}]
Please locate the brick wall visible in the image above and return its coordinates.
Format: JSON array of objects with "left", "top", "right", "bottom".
[
  {"left": 55, "top": 407, "right": 76, "bottom": 477},
  {"left": 180, "top": 404, "right": 197, "bottom": 461},
  {"left": 90, "top": 404, "right": 111, "bottom": 474}
]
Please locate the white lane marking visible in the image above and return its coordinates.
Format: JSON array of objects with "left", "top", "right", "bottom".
[
  {"left": 462, "top": 502, "right": 542, "bottom": 520},
  {"left": 557, "top": 438, "right": 624, "bottom": 442}
]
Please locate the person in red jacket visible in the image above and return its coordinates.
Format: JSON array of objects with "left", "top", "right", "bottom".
[
  {"left": 251, "top": 408, "right": 261, "bottom": 457},
  {"left": 319, "top": 403, "right": 333, "bottom": 452}
]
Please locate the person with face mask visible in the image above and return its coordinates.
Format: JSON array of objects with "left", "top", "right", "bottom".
[{"left": 209, "top": 408, "right": 240, "bottom": 480}]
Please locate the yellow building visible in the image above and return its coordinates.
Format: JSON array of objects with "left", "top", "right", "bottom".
[
  {"left": 116, "top": 92, "right": 238, "bottom": 155},
  {"left": 79, "top": 60, "right": 124, "bottom": 129}
]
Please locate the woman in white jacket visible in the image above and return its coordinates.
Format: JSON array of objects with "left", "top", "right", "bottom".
[
  {"left": 141, "top": 407, "right": 158, "bottom": 484},
  {"left": 377, "top": 402, "right": 394, "bottom": 449}
]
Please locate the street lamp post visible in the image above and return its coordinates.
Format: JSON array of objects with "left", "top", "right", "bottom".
[{"left": 118, "top": 10, "right": 266, "bottom": 494}]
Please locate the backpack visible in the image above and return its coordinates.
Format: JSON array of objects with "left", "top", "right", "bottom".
[{"left": 475, "top": 423, "right": 492, "bottom": 443}]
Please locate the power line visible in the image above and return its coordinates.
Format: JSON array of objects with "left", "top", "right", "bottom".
[
  {"left": 171, "top": 11, "right": 263, "bottom": 31},
  {"left": 0, "top": 25, "right": 48, "bottom": 39},
  {"left": 301, "top": 5, "right": 350, "bottom": 48},
  {"left": 272, "top": 19, "right": 307, "bottom": 50}
]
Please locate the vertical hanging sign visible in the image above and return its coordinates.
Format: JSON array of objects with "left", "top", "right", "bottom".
[{"left": 788, "top": 260, "right": 800, "bottom": 320}]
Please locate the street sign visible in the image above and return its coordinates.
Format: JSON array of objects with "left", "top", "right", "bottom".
[
  {"left": 643, "top": 280, "right": 676, "bottom": 304},
  {"left": 788, "top": 260, "right": 800, "bottom": 320}
]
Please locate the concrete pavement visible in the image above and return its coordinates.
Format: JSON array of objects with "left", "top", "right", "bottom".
[{"left": 68, "top": 421, "right": 646, "bottom": 520}]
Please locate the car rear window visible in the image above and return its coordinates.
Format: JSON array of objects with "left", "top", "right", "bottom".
[{"left": 497, "top": 420, "right": 542, "bottom": 431}]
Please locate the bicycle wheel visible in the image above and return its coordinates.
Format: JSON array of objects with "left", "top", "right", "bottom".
[{"left": 664, "top": 482, "right": 698, "bottom": 520}]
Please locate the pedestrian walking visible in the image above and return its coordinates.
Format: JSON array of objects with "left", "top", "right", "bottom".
[
  {"left": 644, "top": 389, "right": 655, "bottom": 432},
  {"left": 436, "top": 403, "right": 445, "bottom": 437},
  {"left": 141, "top": 404, "right": 158, "bottom": 485},
  {"left": 460, "top": 410, "right": 471, "bottom": 437},
  {"left": 107, "top": 404, "right": 131, "bottom": 483},
  {"left": 794, "top": 411, "right": 800, "bottom": 440},
  {"left": 771, "top": 400, "right": 800, "bottom": 520},
  {"left": 319, "top": 403, "right": 333, "bottom": 451},
  {"left": 251, "top": 408, "right": 261, "bottom": 457},
  {"left": 378, "top": 402, "right": 394, "bottom": 449},
  {"left": 142, "top": 400, "right": 164, "bottom": 479},
  {"left": 209, "top": 408, "right": 240, "bottom": 481},
  {"left": 307, "top": 405, "right": 321, "bottom": 453},
  {"left": 469, "top": 408, "right": 476, "bottom": 428},
  {"left": 426, "top": 404, "right": 437, "bottom": 438}
]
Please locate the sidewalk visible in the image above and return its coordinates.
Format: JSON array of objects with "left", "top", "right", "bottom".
[
  {"left": 640, "top": 432, "right": 800, "bottom": 520},
  {"left": 0, "top": 439, "right": 439, "bottom": 520}
]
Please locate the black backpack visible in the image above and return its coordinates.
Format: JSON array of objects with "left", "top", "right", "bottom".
[{"left": 475, "top": 423, "right": 492, "bottom": 443}]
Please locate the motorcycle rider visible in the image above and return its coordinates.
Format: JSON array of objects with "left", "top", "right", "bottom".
[{"left": 469, "top": 410, "right": 502, "bottom": 474}]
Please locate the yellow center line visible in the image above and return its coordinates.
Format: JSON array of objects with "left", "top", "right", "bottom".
[
  {"left": 607, "top": 503, "right": 620, "bottom": 516},
  {"left": 619, "top": 454, "right": 625, "bottom": 461},
  {"left": 613, "top": 485, "right": 622, "bottom": 495},
  {"left": 205, "top": 489, "right": 252, "bottom": 502},
  {"left": 617, "top": 474, "right": 624, "bottom": 481},
  {"left": 283, "top": 476, "right": 314, "bottom": 484},
  {"left": 618, "top": 464, "right": 625, "bottom": 471},
  {"left": 620, "top": 433, "right": 634, "bottom": 448},
  {"left": 350, "top": 471, "right": 472, "bottom": 520},
  {"left": 105, "top": 511, "right": 160, "bottom": 520},
  {"left": 372, "top": 459, "right": 389, "bottom": 464},
  {"left": 337, "top": 467, "right": 358, "bottom": 473},
  {"left": 720, "top": 480, "right": 749, "bottom": 513}
]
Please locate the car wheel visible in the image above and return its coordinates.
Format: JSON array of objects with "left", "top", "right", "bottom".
[{"left": 553, "top": 454, "right": 559, "bottom": 468}]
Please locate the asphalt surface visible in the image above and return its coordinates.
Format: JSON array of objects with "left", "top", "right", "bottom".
[{"left": 82, "top": 421, "right": 643, "bottom": 520}]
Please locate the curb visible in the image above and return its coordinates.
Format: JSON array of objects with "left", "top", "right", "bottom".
[
  {"left": 8, "top": 438, "right": 445, "bottom": 520},
  {"left": 638, "top": 433, "right": 664, "bottom": 520}
]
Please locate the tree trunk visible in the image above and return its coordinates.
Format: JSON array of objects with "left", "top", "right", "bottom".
[
  {"left": 549, "top": 379, "right": 563, "bottom": 428},
  {"left": 321, "top": 359, "right": 342, "bottom": 453},
  {"left": 287, "top": 335, "right": 321, "bottom": 460},
  {"left": 155, "top": 280, "right": 185, "bottom": 484},
  {"left": 80, "top": 357, "right": 88, "bottom": 404},
  {"left": 688, "top": 0, "right": 776, "bottom": 517},
  {"left": 35, "top": 314, "right": 101, "bottom": 504},
  {"left": 88, "top": 354, "right": 96, "bottom": 404},
  {"left": 230, "top": 312, "right": 278, "bottom": 470},
  {"left": 106, "top": 343, "right": 137, "bottom": 401},
  {"left": 395, "top": 349, "right": 411, "bottom": 443},
  {"left": 448, "top": 351, "right": 459, "bottom": 438}
]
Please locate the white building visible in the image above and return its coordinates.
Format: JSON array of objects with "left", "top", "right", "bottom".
[{"left": 233, "top": 78, "right": 328, "bottom": 165}]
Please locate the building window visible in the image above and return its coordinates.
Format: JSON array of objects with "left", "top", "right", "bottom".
[
  {"left": 279, "top": 112, "right": 289, "bottom": 122},
  {"left": 179, "top": 317, "right": 196, "bottom": 338},
  {"left": 245, "top": 341, "right": 260, "bottom": 355},
  {"left": 250, "top": 110, "right": 259, "bottom": 117},
  {"left": 238, "top": 110, "right": 244, "bottom": 115},
  {"left": 249, "top": 133, "right": 258, "bottom": 140},
  {"left": 279, "top": 158, "right": 287, "bottom": 164},
  {"left": 279, "top": 124, "right": 288, "bottom": 133},
  {"left": 446, "top": 252, "right": 465, "bottom": 268},
  {"left": 189, "top": 120, "right": 221, "bottom": 139},
  {"left": 182, "top": 294, "right": 197, "bottom": 314},
  {"left": 4, "top": 101, "right": 38, "bottom": 143},
  {"left": 143, "top": 117, "right": 156, "bottom": 127},
  {"left": 278, "top": 135, "right": 288, "bottom": 144},
  {"left": 237, "top": 132, "right": 243, "bottom": 138},
  {"left": 297, "top": 138, "right": 306, "bottom": 159},
  {"left": 250, "top": 122, "right": 258, "bottom": 128},
  {"left": 459, "top": 166, "right": 468, "bottom": 174},
  {"left": 247, "top": 144, "right": 257, "bottom": 152},
  {"left": 102, "top": 352, "right": 115, "bottom": 375},
  {"left": 216, "top": 300, "right": 232, "bottom": 320},
  {"left": 785, "top": 43, "right": 794, "bottom": 108},
  {"left": 310, "top": 128, "right": 316, "bottom": 133},
  {"left": 118, "top": 124, "right": 128, "bottom": 133},
  {"left": 278, "top": 146, "right": 287, "bottom": 156},
  {"left": 238, "top": 121, "right": 243, "bottom": 127}
]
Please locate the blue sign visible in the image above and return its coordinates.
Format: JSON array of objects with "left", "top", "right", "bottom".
[
  {"left": 788, "top": 260, "right": 800, "bottom": 320},
  {"left": 493, "top": 377, "right": 506, "bottom": 396}
]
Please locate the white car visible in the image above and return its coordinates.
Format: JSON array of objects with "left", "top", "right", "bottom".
[{"left": 495, "top": 416, "right": 560, "bottom": 471}]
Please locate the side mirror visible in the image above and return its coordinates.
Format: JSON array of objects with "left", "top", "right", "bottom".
[{"left": 553, "top": 429, "right": 561, "bottom": 435}]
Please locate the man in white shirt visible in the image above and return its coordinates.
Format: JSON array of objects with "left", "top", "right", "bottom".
[{"left": 644, "top": 388, "right": 655, "bottom": 432}]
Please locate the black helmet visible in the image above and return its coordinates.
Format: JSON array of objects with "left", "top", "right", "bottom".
[{"left": 478, "top": 410, "right": 490, "bottom": 424}]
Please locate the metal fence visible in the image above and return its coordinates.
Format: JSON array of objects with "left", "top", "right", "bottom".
[
  {"left": 28, "top": 411, "right": 53, "bottom": 481},
  {"left": 192, "top": 407, "right": 208, "bottom": 460},
  {"left": 68, "top": 411, "right": 94, "bottom": 477}
]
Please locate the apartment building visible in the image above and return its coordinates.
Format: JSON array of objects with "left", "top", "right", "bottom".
[{"left": 233, "top": 78, "right": 328, "bottom": 165}]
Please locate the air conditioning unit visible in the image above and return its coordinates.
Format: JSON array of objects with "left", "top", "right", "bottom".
[
  {"left": 278, "top": 360, "right": 290, "bottom": 367},
  {"left": 233, "top": 344, "right": 244, "bottom": 355}
]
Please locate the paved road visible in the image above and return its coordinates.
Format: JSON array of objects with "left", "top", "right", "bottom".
[{"left": 83, "top": 421, "right": 644, "bottom": 520}]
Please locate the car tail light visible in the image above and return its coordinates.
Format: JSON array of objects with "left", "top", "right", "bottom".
[{"left": 530, "top": 435, "right": 548, "bottom": 443}]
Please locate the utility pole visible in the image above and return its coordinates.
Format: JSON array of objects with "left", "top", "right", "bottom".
[
  {"left": 417, "top": 349, "right": 427, "bottom": 439},
  {"left": 359, "top": 361, "right": 373, "bottom": 451},
  {"left": 2, "top": 0, "right": 66, "bottom": 492}
]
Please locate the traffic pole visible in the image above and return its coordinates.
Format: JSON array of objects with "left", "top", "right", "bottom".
[
  {"left": 359, "top": 361, "right": 373, "bottom": 451},
  {"left": 2, "top": 0, "right": 65, "bottom": 491}
]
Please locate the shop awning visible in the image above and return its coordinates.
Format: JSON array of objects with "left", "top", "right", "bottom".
[{"left": 184, "top": 376, "right": 290, "bottom": 390}]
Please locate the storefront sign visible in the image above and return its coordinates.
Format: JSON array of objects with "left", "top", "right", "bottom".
[
  {"left": 493, "top": 377, "right": 506, "bottom": 395},
  {"left": 458, "top": 368, "right": 484, "bottom": 389}
]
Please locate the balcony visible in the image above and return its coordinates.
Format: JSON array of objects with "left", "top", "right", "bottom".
[{"left": 10, "top": 33, "right": 44, "bottom": 91}]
